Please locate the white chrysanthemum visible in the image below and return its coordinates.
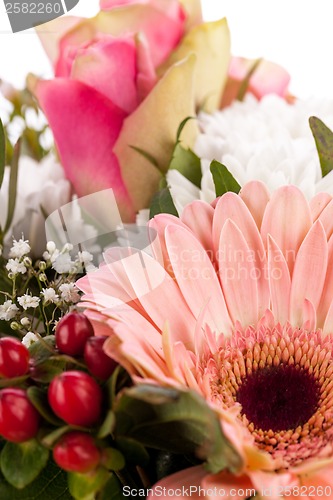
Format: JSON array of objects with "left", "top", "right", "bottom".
[{"left": 167, "top": 95, "right": 333, "bottom": 213}]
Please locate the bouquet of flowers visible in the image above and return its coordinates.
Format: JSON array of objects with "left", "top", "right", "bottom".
[{"left": 1, "top": 0, "right": 333, "bottom": 498}]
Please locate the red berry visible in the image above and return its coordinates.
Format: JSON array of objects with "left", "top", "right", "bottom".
[
  {"left": 48, "top": 371, "right": 102, "bottom": 427},
  {"left": 84, "top": 336, "right": 117, "bottom": 381},
  {"left": 0, "top": 337, "right": 30, "bottom": 378},
  {"left": 0, "top": 388, "right": 40, "bottom": 442},
  {"left": 53, "top": 432, "right": 101, "bottom": 473},
  {"left": 55, "top": 313, "right": 94, "bottom": 356}
]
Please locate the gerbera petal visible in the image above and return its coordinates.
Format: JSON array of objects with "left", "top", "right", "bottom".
[
  {"left": 289, "top": 220, "right": 328, "bottom": 327},
  {"left": 310, "top": 192, "right": 333, "bottom": 221},
  {"left": 203, "top": 471, "right": 255, "bottom": 500},
  {"left": 165, "top": 224, "right": 232, "bottom": 334},
  {"left": 149, "top": 214, "right": 189, "bottom": 276},
  {"left": 103, "top": 247, "right": 196, "bottom": 347},
  {"left": 267, "top": 234, "right": 291, "bottom": 325},
  {"left": 181, "top": 200, "right": 214, "bottom": 253},
  {"left": 239, "top": 180, "right": 270, "bottom": 230},
  {"left": 261, "top": 185, "right": 312, "bottom": 275},
  {"left": 218, "top": 219, "right": 259, "bottom": 326},
  {"left": 214, "top": 193, "right": 269, "bottom": 317},
  {"left": 317, "top": 236, "right": 333, "bottom": 328},
  {"left": 318, "top": 199, "right": 333, "bottom": 239},
  {"left": 147, "top": 466, "right": 208, "bottom": 499}
]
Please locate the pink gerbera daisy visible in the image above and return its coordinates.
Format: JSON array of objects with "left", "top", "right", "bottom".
[{"left": 77, "top": 181, "right": 333, "bottom": 498}]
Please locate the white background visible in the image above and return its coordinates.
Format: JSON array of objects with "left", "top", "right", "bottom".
[{"left": 0, "top": 0, "right": 333, "bottom": 98}]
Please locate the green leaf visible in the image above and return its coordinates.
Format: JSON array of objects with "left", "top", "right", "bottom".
[
  {"left": 237, "top": 58, "right": 262, "bottom": 101},
  {"left": 114, "top": 385, "right": 242, "bottom": 474},
  {"left": 29, "top": 335, "right": 56, "bottom": 364},
  {"left": 101, "top": 448, "right": 125, "bottom": 471},
  {"left": 210, "top": 160, "right": 241, "bottom": 196},
  {"left": 68, "top": 467, "right": 110, "bottom": 500},
  {"left": 0, "top": 118, "right": 6, "bottom": 189},
  {"left": 98, "top": 473, "right": 125, "bottom": 500},
  {"left": 0, "top": 458, "right": 71, "bottom": 499},
  {"left": 169, "top": 143, "right": 202, "bottom": 187},
  {"left": 149, "top": 188, "right": 179, "bottom": 219},
  {"left": 115, "top": 437, "right": 149, "bottom": 466},
  {"left": 0, "top": 440, "right": 49, "bottom": 489},
  {"left": 130, "top": 145, "right": 160, "bottom": 170},
  {"left": 4, "top": 138, "right": 21, "bottom": 234},
  {"left": 41, "top": 425, "right": 72, "bottom": 448},
  {"left": 309, "top": 116, "right": 333, "bottom": 177},
  {"left": 27, "top": 386, "right": 63, "bottom": 426},
  {"left": 176, "top": 116, "right": 195, "bottom": 143},
  {"left": 97, "top": 410, "right": 116, "bottom": 439}
]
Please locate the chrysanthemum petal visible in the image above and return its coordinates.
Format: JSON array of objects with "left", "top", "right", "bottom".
[
  {"left": 290, "top": 220, "right": 328, "bottom": 327},
  {"left": 165, "top": 224, "right": 232, "bottom": 334},
  {"left": 261, "top": 186, "right": 312, "bottom": 275}
]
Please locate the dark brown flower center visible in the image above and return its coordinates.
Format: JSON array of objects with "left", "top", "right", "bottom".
[{"left": 236, "top": 364, "right": 320, "bottom": 432}]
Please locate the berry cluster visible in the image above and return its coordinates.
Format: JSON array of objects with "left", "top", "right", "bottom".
[{"left": 0, "top": 312, "right": 119, "bottom": 474}]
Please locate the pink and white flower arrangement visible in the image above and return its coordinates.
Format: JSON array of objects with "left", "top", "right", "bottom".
[
  {"left": 78, "top": 182, "right": 333, "bottom": 498},
  {"left": 2, "top": 0, "right": 333, "bottom": 498}
]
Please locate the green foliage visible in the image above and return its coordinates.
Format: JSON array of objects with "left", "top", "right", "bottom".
[
  {"left": 210, "top": 160, "right": 241, "bottom": 196},
  {"left": 169, "top": 143, "right": 202, "bottom": 187},
  {"left": 149, "top": 187, "right": 179, "bottom": 218},
  {"left": 309, "top": 116, "right": 333, "bottom": 177},
  {"left": 114, "top": 385, "right": 242, "bottom": 474},
  {"left": 237, "top": 58, "right": 262, "bottom": 101},
  {"left": 68, "top": 467, "right": 110, "bottom": 500},
  {"left": 0, "top": 458, "right": 71, "bottom": 499},
  {"left": 1, "top": 439, "right": 49, "bottom": 489}
]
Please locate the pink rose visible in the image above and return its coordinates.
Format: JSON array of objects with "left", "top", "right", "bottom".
[
  {"left": 33, "top": 0, "right": 231, "bottom": 221},
  {"left": 221, "top": 56, "right": 291, "bottom": 108}
]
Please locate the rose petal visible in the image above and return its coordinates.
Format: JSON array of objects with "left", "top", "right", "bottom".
[
  {"left": 113, "top": 55, "right": 198, "bottom": 212},
  {"left": 158, "top": 18, "right": 231, "bottom": 112},
  {"left": 72, "top": 35, "right": 139, "bottom": 113},
  {"left": 34, "top": 78, "right": 135, "bottom": 221}
]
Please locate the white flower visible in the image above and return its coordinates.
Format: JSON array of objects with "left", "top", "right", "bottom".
[
  {"left": 18, "top": 295, "right": 40, "bottom": 310},
  {"left": 0, "top": 154, "right": 71, "bottom": 256},
  {"left": 0, "top": 300, "right": 19, "bottom": 321},
  {"left": 22, "top": 331, "right": 39, "bottom": 347},
  {"left": 41, "top": 288, "right": 59, "bottom": 304},
  {"left": 59, "top": 283, "right": 80, "bottom": 303},
  {"left": 77, "top": 251, "right": 93, "bottom": 266},
  {"left": 52, "top": 253, "right": 75, "bottom": 274},
  {"left": 167, "top": 95, "right": 333, "bottom": 213},
  {"left": 20, "top": 317, "right": 31, "bottom": 327},
  {"left": 9, "top": 238, "right": 31, "bottom": 259},
  {"left": 6, "top": 258, "right": 27, "bottom": 275}
]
